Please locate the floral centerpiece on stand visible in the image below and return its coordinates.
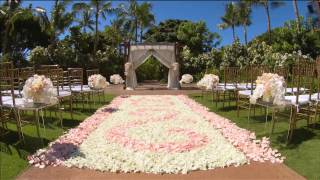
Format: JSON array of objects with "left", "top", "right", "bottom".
[
  {"left": 22, "top": 74, "right": 58, "bottom": 104},
  {"left": 197, "top": 74, "right": 219, "bottom": 90},
  {"left": 110, "top": 74, "right": 124, "bottom": 84},
  {"left": 250, "top": 73, "right": 286, "bottom": 106},
  {"left": 88, "top": 74, "right": 109, "bottom": 90},
  {"left": 179, "top": 74, "right": 193, "bottom": 84}
]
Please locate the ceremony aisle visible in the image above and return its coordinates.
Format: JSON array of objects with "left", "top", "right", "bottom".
[{"left": 27, "top": 95, "right": 284, "bottom": 174}]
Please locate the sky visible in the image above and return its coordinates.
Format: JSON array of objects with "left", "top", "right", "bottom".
[{"left": 21, "top": 0, "right": 311, "bottom": 46}]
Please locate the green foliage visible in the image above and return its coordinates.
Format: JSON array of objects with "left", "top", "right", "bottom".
[
  {"left": 181, "top": 45, "right": 221, "bottom": 80},
  {"left": 221, "top": 39, "right": 248, "bottom": 68},
  {"left": 255, "top": 17, "right": 320, "bottom": 59},
  {"left": 29, "top": 46, "right": 49, "bottom": 66},
  {"left": 136, "top": 56, "right": 167, "bottom": 82},
  {"left": 144, "top": 19, "right": 188, "bottom": 43},
  {"left": 145, "top": 19, "right": 220, "bottom": 55},
  {"left": 177, "top": 21, "right": 220, "bottom": 54}
]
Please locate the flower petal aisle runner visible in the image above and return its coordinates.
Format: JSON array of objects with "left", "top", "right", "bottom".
[{"left": 29, "top": 95, "right": 284, "bottom": 174}]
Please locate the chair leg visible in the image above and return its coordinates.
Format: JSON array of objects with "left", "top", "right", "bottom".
[
  {"left": 237, "top": 94, "right": 240, "bottom": 117},
  {"left": 287, "top": 107, "right": 296, "bottom": 143},
  {"left": 70, "top": 96, "right": 74, "bottom": 120},
  {"left": 270, "top": 110, "right": 277, "bottom": 137},
  {"left": 247, "top": 104, "right": 252, "bottom": 125}
]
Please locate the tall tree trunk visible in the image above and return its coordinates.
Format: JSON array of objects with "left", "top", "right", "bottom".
[
  {"left": 94, "top": 3, "right": 99, "bottom": 61},
  {"left": 232, "top": 25, "right": 236, "bottom": 42},
  {"left": 140, "top": 26, "right": 143, "bottom": 42},
  {"left": 135, "top": 18, "right": 138, "bottom": 43},
  {"left": 293, "top": 0, "right": 301, "bottom": 32},
  {"left": 244, "top": 24, "right": 248, "bottom": 45},
  {"left": 265, "top": 3, "right": 272, "bottom": 43}
]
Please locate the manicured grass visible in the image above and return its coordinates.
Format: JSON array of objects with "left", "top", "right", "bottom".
[
  {"left": 189, "top": 93, "right": 320, "bottom": 180},
  {"left": 0, "top": 94, "right": 115, "bottom": 180}
]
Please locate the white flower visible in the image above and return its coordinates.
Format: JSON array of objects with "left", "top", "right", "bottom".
[
  {"left": 179, "top": 74, "right": 193, "bottom": 84},
  {"left": 63, "top": 95, "right": 247, "bottom": 174},
  {"left": 22, "top": 74, "right": 58, "bottom": 104},
  {"left": 197, "top": 74, "right": 219, "bottom": 90},
  {"left": 88, "top": 74, "right": 109, "bottom": 89},
  {"left": 249, "top": 73, "right": 286, "bottom": 106},
  {"left": 110, "top": 74, "right": 124, "bottom": 84}
]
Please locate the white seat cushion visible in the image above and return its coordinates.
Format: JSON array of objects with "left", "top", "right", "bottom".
[
  {"left": 1, "top": 90, "right": 21, "bottom": 95},
  {"left": 238, "top": 90, "right": 252, "bottom": 97},
  {"left": 1, "top": 97, "right": 25, "bottom": 107},
  {"left": 57, "top": 90, "right": 71, "bottom": 97},
  {"left": 286, "top": 87, "right": 308, "bottom": 94},
  {"left": 70, "top": 85, "right": 91, "bottom": 92},
  {"left": 284, "top": 95, "right": 311, "bottom": 106}
]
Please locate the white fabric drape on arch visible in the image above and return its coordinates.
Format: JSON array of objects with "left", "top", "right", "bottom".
[{"left": 125, "top": 44, "right": 180, "bottom": 90}]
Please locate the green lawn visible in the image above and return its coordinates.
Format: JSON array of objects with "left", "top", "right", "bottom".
[
  {"left": 189, "top": 93, "right": 320, "bottom": 180},
  {"left": 0, "top": 94, "right": 115, "bottom": 180},
  {"left": 1, "top": 93, "right": 319, "bottom": 180}
]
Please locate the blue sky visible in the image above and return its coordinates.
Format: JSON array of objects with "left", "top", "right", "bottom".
[{"left": 21, "top": 0, "right": 310, "bottom": 46}]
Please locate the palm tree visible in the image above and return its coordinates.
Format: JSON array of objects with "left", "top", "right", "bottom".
[
  {"left": 293, "top": 0, "right": 300, "bottom": 31},
  {"left": 72, "top": 3, "right": 94, "bottom": 33},
  {"left": 218, "top": 2, "right": 240, "bottom": 42},
  {"left": 117, "top": 0, "right": 139, "bottom": 42},
  {"left": 73, "top": 0, "right": 114, "bottom": 58},
  {"left": 34, "top": 0, "right": 73, "bottom": 47},
  {"left": 237, "top": 1, "right": 252, "bottom": 45},
  {"left": 1, "top": 0, "right": 23, "bottom": 54},
  {"left": 252, "top": 0, "right": 285, "bottom": 42},
  {"left": 136, "top": 2, "right": 155, "bottom": 42}
]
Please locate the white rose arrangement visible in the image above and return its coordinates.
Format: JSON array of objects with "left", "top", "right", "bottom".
[
  {"left": 250, "top": 73, "right": 286, "bottom": 106},
  {"left": 22, "top": 74, "right": 58, "bottom": 104},
  {"left": 197, "top": 74, "right": 219, "bottom": 90},
  {"left": 88, "top": 74, "right": 109, "bottom": 90},
  {"left": 110, "top": 74, "right": 124, "bottom": 84},
  {"left": 179, "top": 74, "right": 193, "bottom": 84}
]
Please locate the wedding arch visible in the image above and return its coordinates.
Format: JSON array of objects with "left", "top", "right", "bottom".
[{"left": 123, "top": 43, "right": 181, "bottom": 90}]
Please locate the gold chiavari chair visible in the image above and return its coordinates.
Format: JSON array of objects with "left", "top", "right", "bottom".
[
  {"left": 215, "top": 67, "right": 241, "bottom": 108},
  {"left": 86, "top": 69, "right": 105, "bottom": 104},
  {"left": 237, "top": 65, "right": 261, "bottom": 117},
  {"left": 284, "top": 61, "right": 316, "bottom": 141},
  {"left": 46, "top": 68, "right": 73, "bottom": 125},
  {"left": 68, "top": 68, "right": 91, "bottom": 110},
  {"left": 0, "top": 69, "right": 24, "bottom": 141}
]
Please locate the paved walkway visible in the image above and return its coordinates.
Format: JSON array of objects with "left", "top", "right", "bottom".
[
  {"left": 18, "top": 162, "right": 304, "bottom": 180},
  {"left": 17, "top": 83, "right": 305, "bottom": 180}
]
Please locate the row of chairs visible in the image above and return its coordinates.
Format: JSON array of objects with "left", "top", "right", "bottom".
[
  {"left": 201, "top": 60, "right": 320, "bottom": 142},
  {"left": 0, "top": 62, "right": 104, "bottom": 143}
]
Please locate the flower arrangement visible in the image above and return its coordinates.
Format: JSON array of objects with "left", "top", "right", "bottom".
[
  {"left": 250, "top": 73, "right": 286, "bottom": 106},
  {"left": 197, "top": 74, "right": 219, "bottom": 90},
  {"left": 22, "top": 74, "right": 58, "bottom": 104},
  {"left": 110, "top": 74, "right": 124, "bottom": 84},
  {"left": 179, "top": 74, "right": 193, "bottom": 84},
  {"left": 88, "top": 74, "right": 109, "bottom": 90}
]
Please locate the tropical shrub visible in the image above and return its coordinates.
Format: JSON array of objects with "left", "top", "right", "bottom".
[{"left": 221, "top": 39, "right": 248, "bottom": 68}]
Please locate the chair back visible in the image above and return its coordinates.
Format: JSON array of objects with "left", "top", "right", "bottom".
[
  {"left": 292, "top": 60, "right": 315, "bottom": 104},
  {"left": 0, "top": 69, "right": 15, "bottom": 106},
  {"left": 223, "top": 67, "right": 240, "bottom": 88},
  {"left": 248, "top": 65, "right": 269, "bottom": 94},
  {"left": 40, "top": 64, "right": 59, "bottom": 70},
  {"left": 20, "top": 67, "right": 34, "bottom": 81},
  {"left": 68, "top": 68, "right": 83, "bottom": 91},
  {"left": 37, "top": 68, "right": 64, "bottom": 95},
  {"left": 0, "top": 62, "right": 13, "bottom": 71},
  {"left": 86, "top": 69, "right": 99, "bottom": 78}
]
